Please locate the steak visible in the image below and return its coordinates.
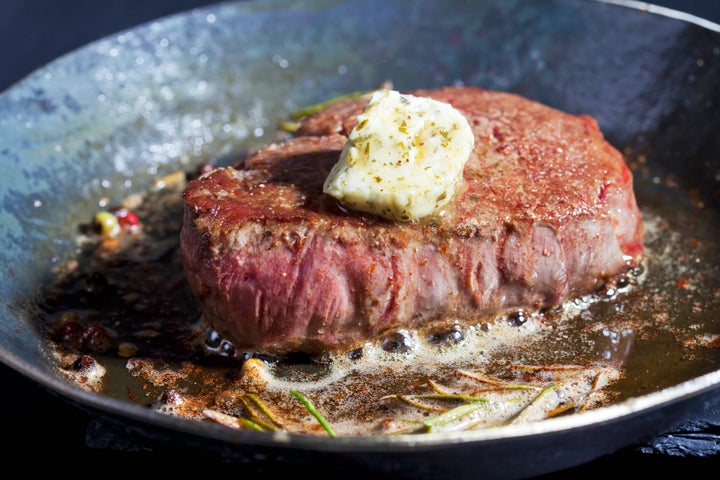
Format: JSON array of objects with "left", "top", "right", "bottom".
[{"left": 180, "top": 86, "right": 645, "bottom": 354}]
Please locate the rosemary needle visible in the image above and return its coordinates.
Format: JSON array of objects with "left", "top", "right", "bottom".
[
  {"left": 509, "top": 384, "right": 558, "bottom": 424},
  {"left": 290, "top": 90, "right": 373, "bottom": 119},
  {"left": 423, "top": 401, "right": 488, "bottom": 432},
  {"left": 242, "top": 393, "right": 283, "bottom": 430},
  {"left": 290, "top": 389, "right": 336, "bottom": 437},
  {"left": 240, "top": 417, "right": 266, "bottom": 431}
]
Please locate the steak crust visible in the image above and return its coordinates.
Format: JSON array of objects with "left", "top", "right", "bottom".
[{"left": 180, "top": 86, "right": 645, "bottom": 354}]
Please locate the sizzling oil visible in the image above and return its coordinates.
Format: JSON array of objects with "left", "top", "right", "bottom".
[{"left": 37, "top": 156, "right": 720, "bottom": 436}]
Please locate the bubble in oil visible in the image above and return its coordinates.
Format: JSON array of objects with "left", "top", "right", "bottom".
[
  {"left": 595, "top": 327, "right": 635, "bottom": 362},
  {"left": 204, "top": 329, "right": 236, "bottom": 357},
  {"left": 347, "top": 347, "right": 363, "bottom": 360},
  {"left": 427, "top": 325, "right": 465, "bottom": 347},
  {"left": 381, "top": 330, "right": 415, "bottom": 353},
  {"left": 507, "top": 309, "right": 528, "bottom": 327}
]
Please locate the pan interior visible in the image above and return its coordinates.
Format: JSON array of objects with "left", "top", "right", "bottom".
[{"left": 1, "top": 0, "right": 719, "bottom": 444}]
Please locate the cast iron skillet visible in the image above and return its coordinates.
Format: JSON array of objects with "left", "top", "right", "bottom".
[{"left": 1, "top": 0, "right": 719, "bottom": 478}]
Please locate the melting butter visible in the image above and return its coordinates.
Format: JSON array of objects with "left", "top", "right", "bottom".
[{"left": 323, "top": 89, "right": 474, "bottom": 221}]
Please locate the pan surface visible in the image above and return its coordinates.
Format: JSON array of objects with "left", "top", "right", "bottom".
[{"left": 1, "top": 0, "right": 720, "bottom": 478}]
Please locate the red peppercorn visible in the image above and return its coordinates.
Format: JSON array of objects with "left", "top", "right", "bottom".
[
  {"left": 82, "top": 323, "right": 118, "bottom": 354},
  {"left": 113, "top": 207, "right": 140, "bottom": 231},
  {"left": 54, "top": 320, "right": 85, "bottom": 350}
]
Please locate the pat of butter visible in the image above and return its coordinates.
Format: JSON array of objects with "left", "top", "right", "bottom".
[{"left": 323, "top": 89, "right": 474, "bottom": 221}]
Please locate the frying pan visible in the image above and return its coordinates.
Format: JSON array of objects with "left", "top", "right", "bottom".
[{"left": 1, "top": 0, "right": 720, "bottom": 478}]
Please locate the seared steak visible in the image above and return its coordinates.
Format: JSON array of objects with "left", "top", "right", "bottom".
[{"left": 180, "top": 86, "right": 645, "bottom": 354}]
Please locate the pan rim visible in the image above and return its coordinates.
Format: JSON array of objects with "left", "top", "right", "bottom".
[{"left": 1, "top": 0, "right": 719, "bottom": 458}]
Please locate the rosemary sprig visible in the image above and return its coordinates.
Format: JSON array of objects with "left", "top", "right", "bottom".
[
  {"left": 204, "top": 363, "right": 615, "bottom": 436},
  {"left": 427, "top": 378, "right": 452, "bottom": 394},
  {"left": 464, "top": 398, "right": 525, "bottom": 431},
  {"left": 546, "top": 401, "right": 578, "bottom": 418},
  {"left": 290, "top": 84, "right": 391, "bottom": 120},
  {"left": 511, "top": 364, "right": 586, "bottom": 372},
  {"left": 239, "top": 394, "right": 280, "bottom": 431},
  {"left": 508, "top": 383, "right": 558, "bottom": 425},
  {"left": 240, "top": 417, "right": 266, "bottom": 431},
  {"left": 391, "top": 393, "right": 482, "bottom": 411},
  {"left": 405, "top": 393, "right": 489, "bottom": 403},
  {"left": 456, "top": 369, "right": 541, "bottom": 391},
  {"left": 290, "top": 389, "right": 336, "bottom": 437},
  {"left": 468, "top": 385, "right": 540, "bottom": 394},
  {"left": 279, "top": 88, "right": 380, "bottom": 132},
  {"left": 386, "top": 393, "right": 447, "bottom": 412},
  {"left": 422, "top": 401, "right": 489, "bottom": 433},
  {"left": 289, "top": 90, "right": 375, "bottom": 119}
]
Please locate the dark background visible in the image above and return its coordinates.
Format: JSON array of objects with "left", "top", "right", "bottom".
[
  {"left": 2, "top": 0, "right": 719, "bottom": 92},
  {"left": 1, "top": 0, "right": 720, "bottom": 477}
]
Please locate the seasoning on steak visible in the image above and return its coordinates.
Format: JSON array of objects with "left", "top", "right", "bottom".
[{"left": 180, "top": 86, "right": 645, "bottom": 355}]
